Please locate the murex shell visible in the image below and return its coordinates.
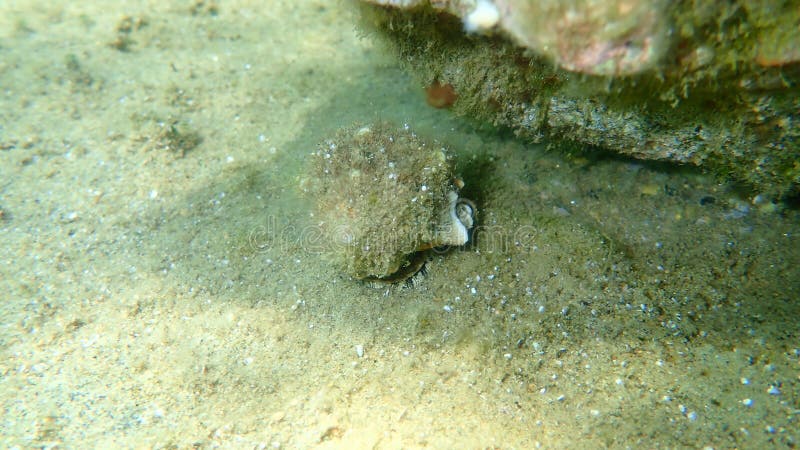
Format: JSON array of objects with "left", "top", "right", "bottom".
[{"left": 307, "top": 121, "right": 475, "bottom": 280}]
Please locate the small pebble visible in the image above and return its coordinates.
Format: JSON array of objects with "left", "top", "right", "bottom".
[
  {"left": 699, "top": 195, "right": 715, "bottom": 205},
  {"left": 355, "top": 344, "right": 364, "bottom": 358},
  {"left": 767, "top": 385, "right": 781, "bottom": 396}
]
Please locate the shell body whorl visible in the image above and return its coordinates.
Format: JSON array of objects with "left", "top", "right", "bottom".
[{"left": 307, "top": 121, "right": 474, "bottom": 280}]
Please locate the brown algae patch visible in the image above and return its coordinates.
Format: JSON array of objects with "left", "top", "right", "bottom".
[{"left": 303, "top": 121, "right": 475, "bottom": 281}]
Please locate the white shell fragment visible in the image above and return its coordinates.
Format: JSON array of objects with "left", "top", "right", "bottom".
[{"left": 464, "top": 0, "right": 500, "bottom": 32}]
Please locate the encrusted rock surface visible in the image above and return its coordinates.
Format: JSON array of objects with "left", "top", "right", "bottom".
[{"left": 358, "top": 0, "right": 800, "bottom": 198}]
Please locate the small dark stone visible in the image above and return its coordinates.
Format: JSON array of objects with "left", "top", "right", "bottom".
[{"left": 699, "top": 195, "right": 716, "bottom": 206}]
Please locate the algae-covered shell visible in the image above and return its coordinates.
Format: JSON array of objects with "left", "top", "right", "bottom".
[{"left": 307, "top": 121, "right": 474, "bottom": 280}]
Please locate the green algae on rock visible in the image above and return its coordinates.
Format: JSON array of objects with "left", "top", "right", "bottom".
[
  {"left": 357, "top": 0, "right": 800, "bottom": 199},
  {"left": 304, "top": 121, "right": 475, "bottom": 281}
]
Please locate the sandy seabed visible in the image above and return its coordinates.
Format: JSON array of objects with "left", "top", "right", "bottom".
[{"left": 1, "top": 0, "right": 798, "bottom": 448}]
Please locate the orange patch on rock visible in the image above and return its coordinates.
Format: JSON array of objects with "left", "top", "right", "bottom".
[{"left": 425, "top": 81, "right": 457, "bottom": 108}]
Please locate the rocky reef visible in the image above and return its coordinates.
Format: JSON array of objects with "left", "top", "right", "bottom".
[
  {"left": 304, "top": 121, "right": 475, "bottom": 281},
  {"left": 358, "top": 0, "right": 800, "bottom": 199}
]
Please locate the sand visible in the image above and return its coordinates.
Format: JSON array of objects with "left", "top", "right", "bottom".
[{"left": 1, "top": 0, "right": 798, "bottom": 448}]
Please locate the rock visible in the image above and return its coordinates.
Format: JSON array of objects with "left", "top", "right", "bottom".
[{"left": 357, "top": 0, "right": 800, "bottom": 198}]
